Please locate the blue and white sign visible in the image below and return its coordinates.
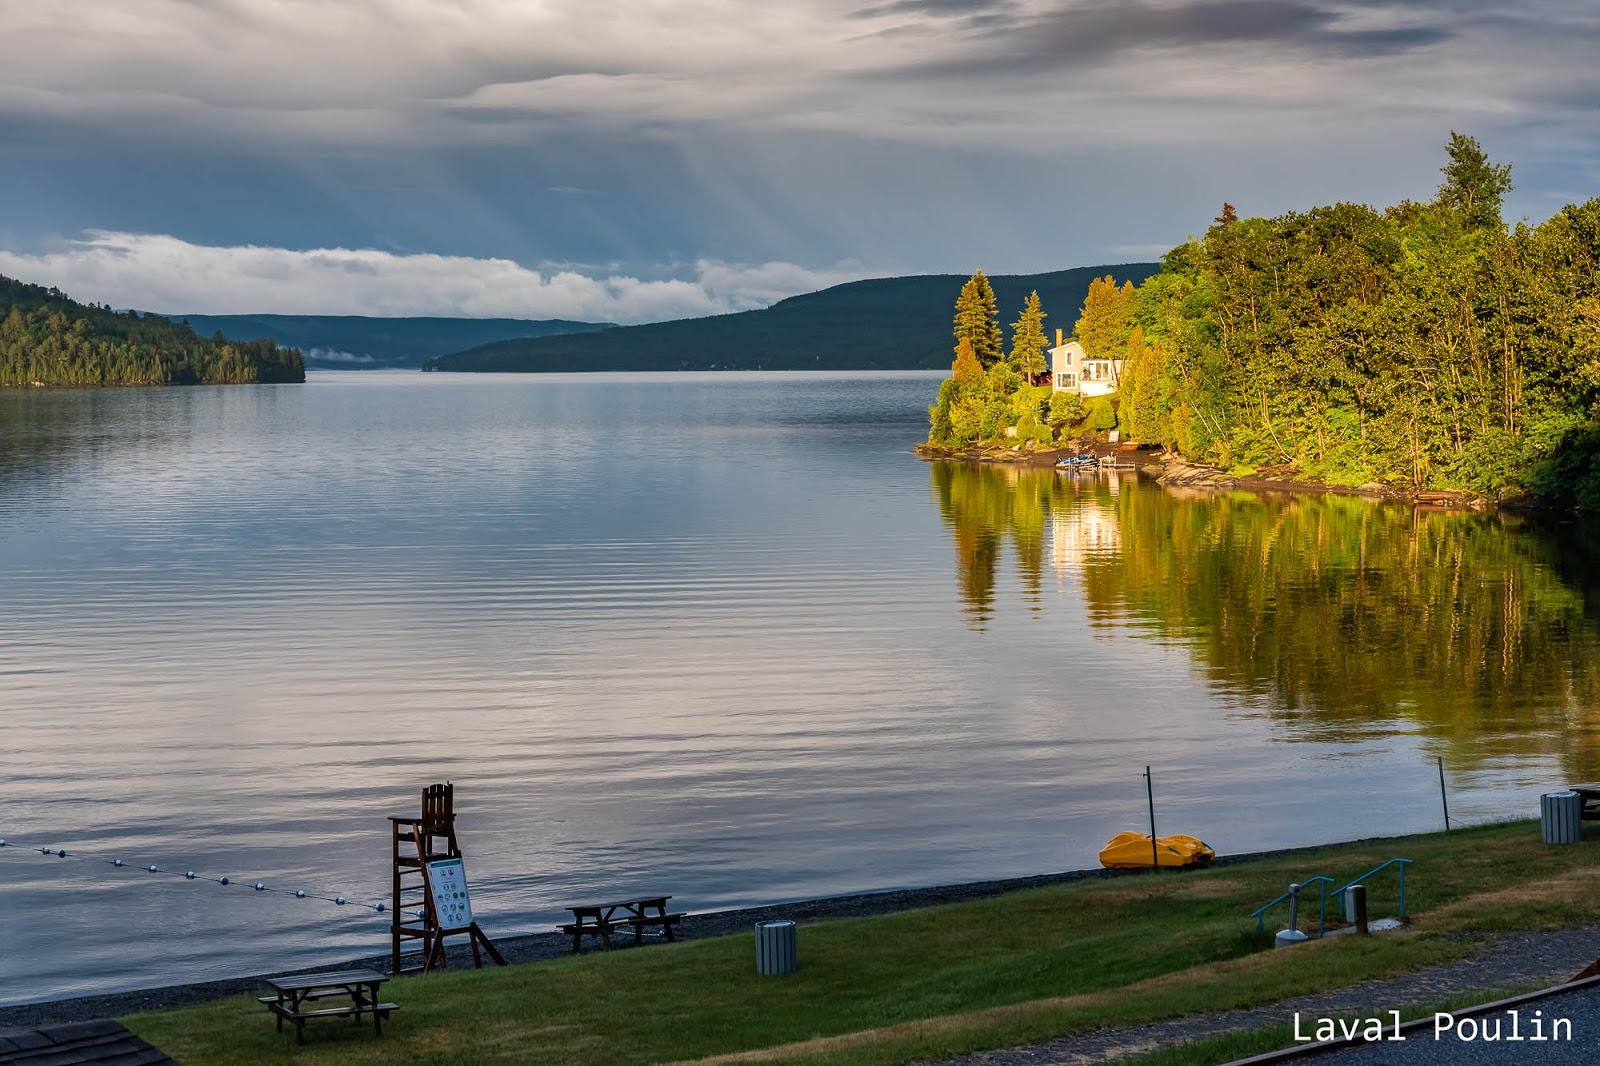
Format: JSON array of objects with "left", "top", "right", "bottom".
[{"left": 426, "top": 857, "right": 474, "bottom": 930}]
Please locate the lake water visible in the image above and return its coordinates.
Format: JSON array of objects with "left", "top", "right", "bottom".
[{"left": 1, "top": 371, "right": 1596, "bottom": 1005}]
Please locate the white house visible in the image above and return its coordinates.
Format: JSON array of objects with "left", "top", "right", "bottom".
[{"left": 1049, "top": 329, "right": 1122, "bottom": 397}]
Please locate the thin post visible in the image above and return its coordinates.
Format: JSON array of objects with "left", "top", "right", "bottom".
[
  {"left": 1287, "top": 882, "right": 1300, "bottom": 933},
  {"left": 1398, "top": 863, "right": 1406, "bottom": 917},
  {"left": 1437, "top": 756, "right": 1451, "bottom": 831},
  {"left": 1145, "top": 765, "right": 1159, "bottom": 872}
]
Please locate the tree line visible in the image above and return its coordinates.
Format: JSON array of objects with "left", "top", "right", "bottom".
[
  {"left": 927, "top": 135, "right": 1600, "bottom": 510},
  {"left": 1, "top": 274, "right": 304, "bottom": 387}
]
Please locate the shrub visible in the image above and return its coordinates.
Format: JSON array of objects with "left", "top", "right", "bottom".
[
  {"left": 1089, "top": 396, "right": 1118, "bottom": 432},
  {"left": 1049, "top": 390, "right": 1088, "bottom": 429}
]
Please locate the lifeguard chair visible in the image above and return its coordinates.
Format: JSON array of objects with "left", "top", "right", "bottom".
[{"left": 389, "top": 783, "right": 504, "bottom": 974}]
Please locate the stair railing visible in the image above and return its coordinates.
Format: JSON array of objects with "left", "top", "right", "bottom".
[
  {"left": 1250, "top": 875, "right": 1334, "bottom": 937},
  {"left": 1330, "top": 857, "right": 1414, "bottom": 919}
]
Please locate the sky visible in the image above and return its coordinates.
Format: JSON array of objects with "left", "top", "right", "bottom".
[{"left": 0, "top": 0, "right": 1597, "bottom": 323}]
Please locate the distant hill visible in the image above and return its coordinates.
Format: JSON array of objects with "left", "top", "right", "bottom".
[
  {"left": 423, "top": 265, "right": 1161, "bottom": 373},
  {"left": 174, "top": 314, "right": 613, "bottom": 369},
  {"left": 1, "top": 274, "right": 303, "bottom": 387}
]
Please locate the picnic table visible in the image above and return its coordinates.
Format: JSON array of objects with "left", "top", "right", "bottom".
[
  {"left": 559, "top": 895, "right": 685, "bottom": 953},
  {"left": 259, "top": 969, "right": 398, "bottom": 1045},
  {"left": 1569, "top": 783, "right": 1600, "bottom": 820}
]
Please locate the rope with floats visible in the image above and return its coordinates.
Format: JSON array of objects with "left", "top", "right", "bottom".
[{"left": 0, "top": 834, "right": 386, "bottom": 914}]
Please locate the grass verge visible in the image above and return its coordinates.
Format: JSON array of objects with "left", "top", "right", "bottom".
[{"left": 126, "top": 819, "right": 1600, "bottom": 1065}]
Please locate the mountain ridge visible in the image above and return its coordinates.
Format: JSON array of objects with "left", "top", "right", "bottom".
[
  {"left": 423, "top": 264, "right": 1162, "bottom": 373},
  {"left": 173, "top": 313, "right": 613, "bottom": 369}
]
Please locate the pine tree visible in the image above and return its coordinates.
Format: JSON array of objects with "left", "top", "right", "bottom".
[
  {"left": 953, "top": 270, "right": 1003, "bottom": 367},
  {"left": 1007, "top": 290, "right": 1048, "bottom": 378},
  {"left": 951, "top": 336, "right": 983, "bottom": 385}
]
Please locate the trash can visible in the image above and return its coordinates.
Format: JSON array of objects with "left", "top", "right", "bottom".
[
  {"left": 1541, "top": 791, "right": 1583, "bottom": 844},
  {"left": 755, "top": 919, "right": 797, "bottom": 976}
]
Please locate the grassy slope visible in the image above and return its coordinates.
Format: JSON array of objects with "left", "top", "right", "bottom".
[
  {"left": 424, "top": 264, "right": 1160, "bottom": 373},
  {"left": 126, "top": 821, "right": 1600, "bottom": 1065}
]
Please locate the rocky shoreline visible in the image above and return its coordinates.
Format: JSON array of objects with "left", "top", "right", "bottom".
[{"left": 915, "top": 442, "right": 1494, "bottom": 510}]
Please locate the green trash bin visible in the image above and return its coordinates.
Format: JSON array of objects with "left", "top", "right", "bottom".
[{"left": 756, "top": 920, "right": 797, "bottom": 976}]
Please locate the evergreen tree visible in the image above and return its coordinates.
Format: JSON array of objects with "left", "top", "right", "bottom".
[
  {"left": 951, "top": 336, "right": 983, "bottom": 385},
  {"left": 953, "top": 270, "right": 1003, "bottom": 367},
  {"left": 1007, "top": 290, "right": 1048, "bottom": 378}
]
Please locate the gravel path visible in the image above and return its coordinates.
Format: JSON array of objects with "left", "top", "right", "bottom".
[{"left": 925, "top": 927, "right": 1600, "bottom": 1065}]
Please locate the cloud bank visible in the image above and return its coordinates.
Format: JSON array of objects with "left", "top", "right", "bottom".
[
  {"left": 0, "top": 233, "right": 870, "bottom": 323},
  {"left": 2, "top": 1, "right": 1597, "bottom": 286}
]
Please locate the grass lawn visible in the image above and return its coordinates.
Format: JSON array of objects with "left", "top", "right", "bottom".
[{"left": 126, "top": 820, "right": 1600, "bottom": 1065}]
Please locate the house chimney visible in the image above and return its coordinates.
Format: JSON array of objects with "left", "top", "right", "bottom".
[{"left": 1055, "top": 328, "right": 1064, "bottom": 348}]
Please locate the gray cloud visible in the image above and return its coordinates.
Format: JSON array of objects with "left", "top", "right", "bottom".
[
  {"left": 875, "top": 1, "right": 1454, "bottom": 79},
  {"left": 0, "top": 0, "right": 1595, "bottom": 300}
]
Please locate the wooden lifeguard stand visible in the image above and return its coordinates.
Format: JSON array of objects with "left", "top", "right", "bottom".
[{"left": 389, "top": 782, "right": 504, "bottom": 974}]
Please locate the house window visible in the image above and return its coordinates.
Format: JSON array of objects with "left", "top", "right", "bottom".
[{"left": 1056, "top": 373, "right": 1076, "bottom": 388}]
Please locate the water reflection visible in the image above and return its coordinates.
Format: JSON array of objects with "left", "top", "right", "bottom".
[{"left": 933, "top": 462, "right": 1600, "bottom": 768}]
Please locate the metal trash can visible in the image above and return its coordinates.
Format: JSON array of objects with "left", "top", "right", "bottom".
[
  {"left": 1541, "top": 791, "right": 1583, "bottom": 844},
  {"left": 755, "top": 919, "right": 797, "bottom": 976}
]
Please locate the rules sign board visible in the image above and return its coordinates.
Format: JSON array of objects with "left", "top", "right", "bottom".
[{"left": 426, "top": 857, "right": 475, "bottom": 930}]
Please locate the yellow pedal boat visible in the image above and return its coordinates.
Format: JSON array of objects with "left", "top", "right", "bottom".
[{"left": 1099, "top": 831, "right": 1215, "bottom": 869}]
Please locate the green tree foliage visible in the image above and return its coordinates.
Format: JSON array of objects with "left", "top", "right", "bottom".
[
  {"left": 1117, "top": 327, "right": 1171, "bottom": 446},
  {"left": 1048, "top": 390, "right": 1087, "bottom": 431},
  {"left": 1117, "top": 137, "right": 1600, "bottom": 504},
  {"left": 1073, "top": 275, "right": 1137, "bottom": 358},
  {"left": 953, "top": 270, "right": 1003, "bottom": 367},
  {"left": 1007, "top": 290, "right": 1049, "bottom": 377},
  {"left": 0, "top": 275, "right": 304, "bottom": 387},
  {"left": 1438, "top": 131, "right": 1513, "bottom": 231},
  {"left": 1088, "top": 397, "right": 1118, "bottom": 432}
]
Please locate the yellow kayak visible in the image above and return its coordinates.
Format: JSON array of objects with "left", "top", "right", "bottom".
[{"left": 1099, "top": 831, "right": 1215, "bottom": 869}]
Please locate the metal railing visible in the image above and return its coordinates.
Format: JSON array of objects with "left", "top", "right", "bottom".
[
  {"left": 1331, "top": 858, "right": 1414, "bottom": 919},
  {"left": 1250, "top": 875, "right": 1334, "bottom": 937}
]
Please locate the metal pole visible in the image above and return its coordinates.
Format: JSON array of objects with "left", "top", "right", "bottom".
[
  {"left": 1145, "top": 766, "right": 1159, "bottom": 872},
  {"left": 1438, "top": 756, "right": 1451, "bottom": 831},
  {"left": 1349, "top": 884, "right": 1368, "bottom": 935}
]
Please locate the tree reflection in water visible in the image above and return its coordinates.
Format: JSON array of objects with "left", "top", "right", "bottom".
[{"left": 932, "top": 461, "right": 1600, "bottom": 770}]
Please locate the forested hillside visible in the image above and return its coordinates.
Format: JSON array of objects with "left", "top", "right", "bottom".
[
  {"left": 1119, "top": 134, "right": 1600, "bottom": 508},
  {"left": 424, "top": 265, "right": 1158, "bottom": 372},
  {"left": 1, "top": 276, "right": 304, "bottom": 386},
  {"left": 177, "top": 313, "right": 611, "bottom": 368},
  {"left": 927, "top": 135, "right": 1600, "bottom": 509}
]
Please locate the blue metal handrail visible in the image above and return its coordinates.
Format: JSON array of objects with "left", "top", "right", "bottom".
[
  {"left": 1330, "top": 857, "right": 1414, "bottom": 918},
  {"left": 1250, "top": 875, "right": 1334, "bottom": 936}
]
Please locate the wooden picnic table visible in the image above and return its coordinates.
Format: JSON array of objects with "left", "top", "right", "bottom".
[
  {"left": 259, "top": 969, "right": 398, "bottom": 1045},
  {"left": 559, "top": 894, "right": 685, "bottom": 953},
  {"left": 1568, "top": 783, "right": 1600, "bottom": 820}
]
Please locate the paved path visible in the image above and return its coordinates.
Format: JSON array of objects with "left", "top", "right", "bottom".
[{"left": 927, "top": 928, "right": 1600, "bottom": 1064}]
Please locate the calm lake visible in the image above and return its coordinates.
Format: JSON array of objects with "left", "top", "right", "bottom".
[{"left": 1, "top": 371, "right": 1596, "bottom": 1005}]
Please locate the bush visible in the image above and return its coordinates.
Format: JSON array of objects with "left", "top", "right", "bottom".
[
  {"left": 1531, "top": 418, "right": 1600, "bottom": 511},
  {"left": 1089, "top": 397, "right": 1118, "bottom": 432},
  {"left": 1048, "top": 390, "right": 1087, "bottom": 429}
]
